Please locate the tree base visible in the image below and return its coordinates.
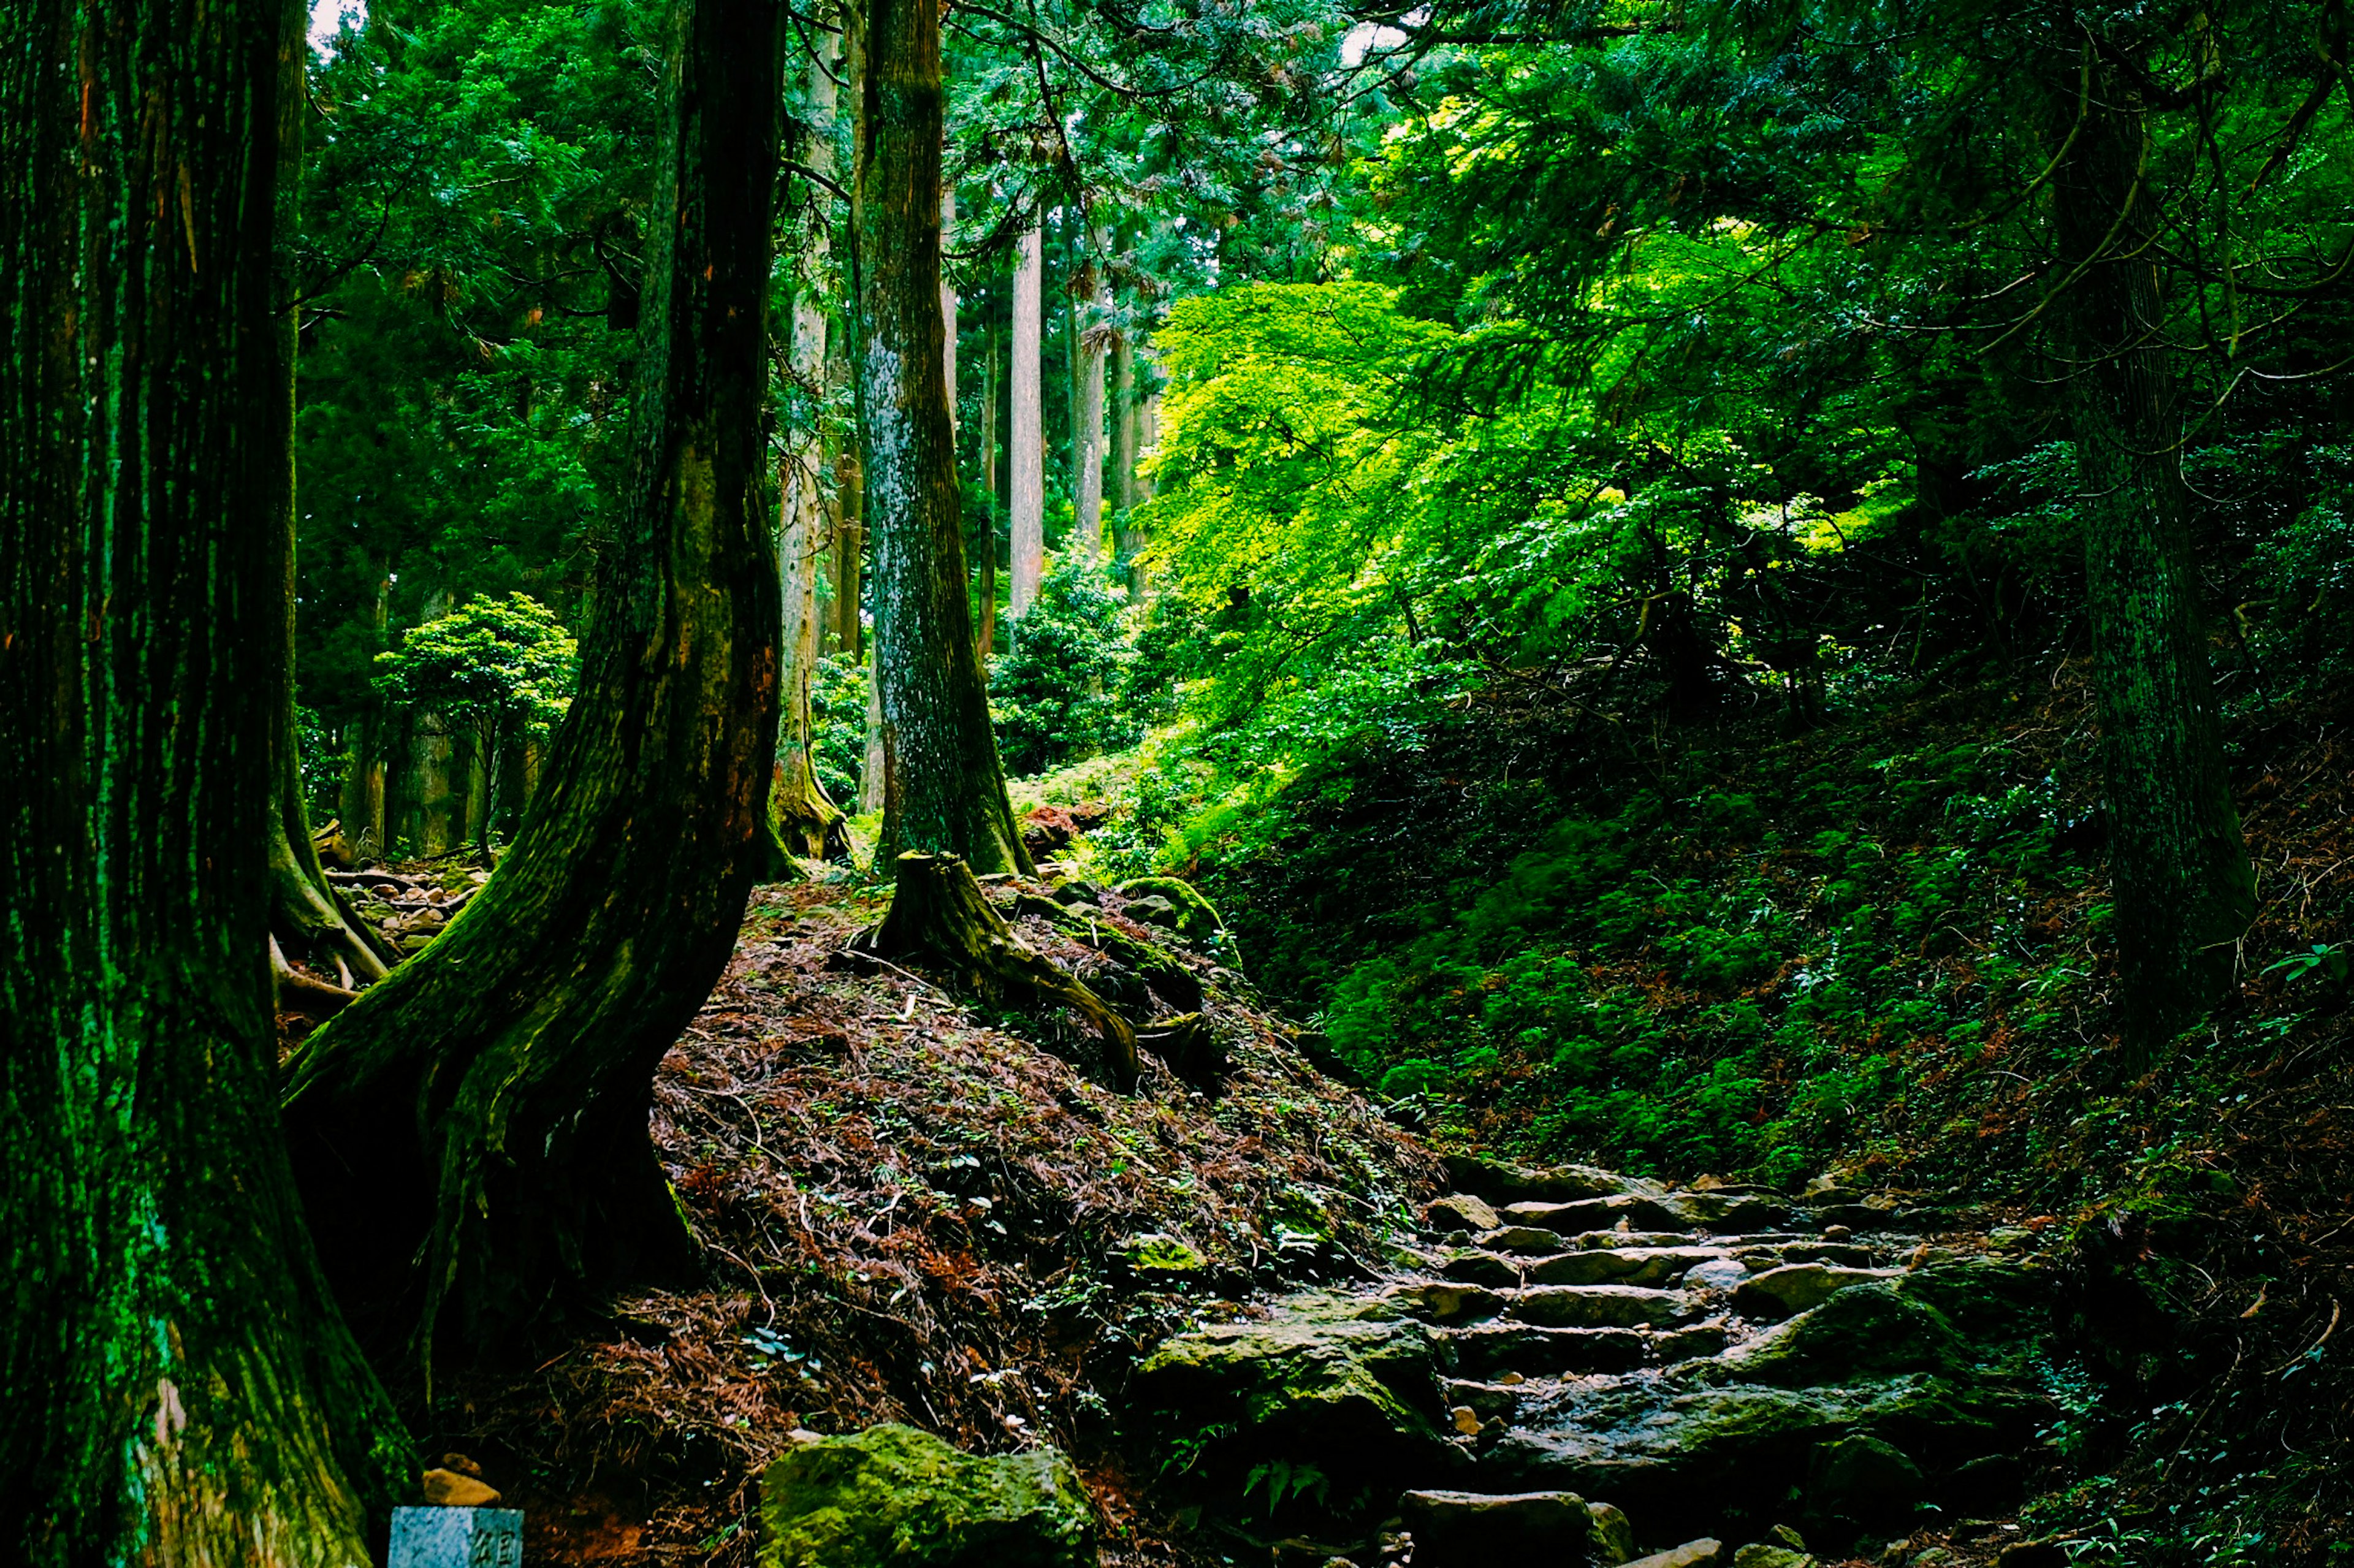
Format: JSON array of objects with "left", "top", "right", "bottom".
[{"left": 856, "top": 853, "right": 1138, "bottom": 1091}]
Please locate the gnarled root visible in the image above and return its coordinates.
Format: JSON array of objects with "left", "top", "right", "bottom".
[{"left": 856, "top": 851, "right": 1139, "bottom": 1092}]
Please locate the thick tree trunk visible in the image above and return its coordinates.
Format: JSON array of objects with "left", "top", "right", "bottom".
[
  {"left": 280, "top": 0, "right": 786, "bottom": 1368},
  {"left": 1073, "top": 245, "right": 1108, "bottom": 558},
  {"left": 942, "top": 185, "right": 958, "bottom": 433},
  {"left": 2055, "top": 61, "right": 2254, "bottom": 1056},
  {"left": 850, "top": 0, "right": 1033, "bottom": 874},
  {"left": 0, "top": 0, "right": 412, "bottom": 1556},
  {"left": 777, "top": 28, "right": 849, "bottom": 861},
  {"left": 1010, "top": 225, "right": 1046, "bottom": 615}
]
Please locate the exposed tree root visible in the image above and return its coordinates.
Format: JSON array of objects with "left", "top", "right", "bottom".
[{"left": 856, "top": 852, "right": 1140, "bottom": 1091}]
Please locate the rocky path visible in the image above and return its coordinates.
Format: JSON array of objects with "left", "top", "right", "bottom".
[{"left": 1138, "top": 1161, "right": 2060, "bottom": 1568}]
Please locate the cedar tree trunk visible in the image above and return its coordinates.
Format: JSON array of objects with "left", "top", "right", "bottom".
[
  {"left": 0, "top": 0, "right": 413, "bottom": 1556},
  {"left": 776, "top": 27, "right": 848, "bottom": 860},
  {"left": 279, "top": 0, "right": 787, "bottom": 1367},
  {"left": 2055, "top": 53, "right": 2254, "bottom": 1054},
  {"left": 850, "top": 0, "right": 1032, "bottom": 873},
  {"left": 1009, "top": 225, "right": 1046, "bottom": 615}
]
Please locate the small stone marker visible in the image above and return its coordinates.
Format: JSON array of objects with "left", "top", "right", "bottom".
[{"left": 388, "top": 1506, "right": 523, "bottom": 1568}]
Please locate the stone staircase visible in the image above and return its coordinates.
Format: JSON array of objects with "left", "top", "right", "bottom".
[{"left": 1136, "top": 1163, "right": 2056, "bottom": 1567}]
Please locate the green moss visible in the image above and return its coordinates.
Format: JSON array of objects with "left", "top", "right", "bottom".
[{"left": 759, "top": 1425, "right": 1095, "bottom": 1568}]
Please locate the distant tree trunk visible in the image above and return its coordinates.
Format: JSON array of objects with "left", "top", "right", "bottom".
[
  {"left": 280, "top": 0, "right": 786, "bottom": 1368},
  {"left": 834, "top": 428, "right": 866, "bottom": 658},
  {"left": 979, "top": 326, "right": 1000, "bottom": 658},
  {"left": 1111, "top": 326, "right": 1143, "bottom": 593},
  {"left": 849, "top": 0, "right": 1032, "bottom": 873},
  {"left": 776, "top": 27, "right": 848, "bottom": 860},
  {"left": 0, "top": 0, "right": 413, "bottom": 1555},
  {"left": 266, "top": 26, "right": 394, "bottom": 981},
  {"left": 1073, "top": 243, "right": 1108, "bottom": 558},
  {"left": 941, "top": 185, "right": 958, "bottom": 433},
  {"left": 338, "top": 568, "right": 392, "bottom": 859},
  {"left": 2054, "top": 54, "right": 2253, "bottom": 1056},
  {"left": 1010, "top": 225, "right": 1045, "bottom": 615}
]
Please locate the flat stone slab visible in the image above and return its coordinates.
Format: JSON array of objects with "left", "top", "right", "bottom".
[
  {"left": 1526, "top": 1247, "right": 1729, "bottom": 1288},
  {"left": 1511, "top": 1284, "right": 1691, "bottom": 1329},
  {"left": 1437, "top": 1323, "right": 1650, "bottom": 1378},
  {"left": 389, "top": 1507, "right": 523, "bottom": 1568}
]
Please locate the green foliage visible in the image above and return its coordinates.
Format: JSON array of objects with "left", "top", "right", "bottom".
[
  {"left": 990, "top": 557, "right": 1141, "bottom": 777},
  {"left": 807, "top": 653, "right": 871, "bottom": 807},
  {"left": 372, "top": 592, "right": 579, "bottom": 744}
]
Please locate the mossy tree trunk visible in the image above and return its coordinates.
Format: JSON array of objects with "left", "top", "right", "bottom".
[
  {"left": 266, "top": 13, "right": 395, "bottom": 984},
  {"left": 849, "top": 0, "right": 1033, "bottom": 874},
  {"left": 280, "top": 0, "right": 787, "bottom": 1369},
  {"left": 0, "top": 0, "right": 413, "bottom": 1556},
  {"left": 2053, "top": 48, "right": 2254, "bottom": 1056}
]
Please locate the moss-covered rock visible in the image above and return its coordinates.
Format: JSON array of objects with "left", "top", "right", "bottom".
[
  {"left": 1135, "top": 1290, "right": 1453, "bottom": 1486},
  {"left": 758, "top": 1425, "right": 1095, "bottom": 1568}
]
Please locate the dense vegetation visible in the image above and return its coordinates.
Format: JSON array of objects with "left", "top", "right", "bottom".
[{"left": 9, "top": 0, "right": 2354, "bottom": 1561}]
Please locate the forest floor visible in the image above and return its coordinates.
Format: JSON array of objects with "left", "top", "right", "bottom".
[
  {"left": 291, "top": 675, "right": 2354, "bottom": 1567},
  {"left": 370, "top": 864, "right": 1440, "bottom": 1566}
]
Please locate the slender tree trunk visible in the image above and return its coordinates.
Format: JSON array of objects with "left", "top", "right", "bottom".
[
  {"left": 941, "top": 185, "right": 958, "bottom": 435},
  {"left": 979, "top": 326, "right": 1000, "bottom": 658},
  {"left": 266, "top": 17, "right": 394, "bottom": 980},
  {"left": 280, "top": 0, "right": 787, "bottom": 1368},
  {"left": 1010, "top": 225, "right": 1045, "bottom": 615},
  {"left": 1073, "top": 240, "right": 1108, "bottom": 558},
  {"left": 850, "top": 0, "right": 1032, "bottom": 874},
  {"left": 2054, "top": 56, "right": 2253, "bottom": 1056},
  {"left": 0, "top": 0, "right": 413, "bottom": 1556},
  {"left": 1113, "top": 324, "right": 1149, "bottom": 595},
  {"left": 775, "top": 26, "right": 848, "bottom": 859},
  {"left": 834, "top": 422, "right": 866, "bottom": 658}
]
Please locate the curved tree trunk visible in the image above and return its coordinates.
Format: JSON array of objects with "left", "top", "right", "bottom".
[
  {"left": 1009, "top": 225, "right": 1046, "bottom": 616},
  {"left": 775, "top": 25, "right": 849, "bottom": 861},
  {"left": 2054, "top": 56, "right": 2253, "bottom": 1057},
  {"left": 0, "top": 0, "right": 413, "bottom": 1557},
  {"left": 280, "top": 0, "right": 786, "bottom": 1371},
  {"left": 850, "top": 0, "right": 1032, "bottom": 874}
]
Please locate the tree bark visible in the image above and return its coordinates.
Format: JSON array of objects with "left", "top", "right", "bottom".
[
  {"left": 1010, "top": 225, "right": 1046, "bottom": 615},
  {"left": 2054, "top": 53, "right": 2254, "bottom": 1056},
  {"left": 849, "top": 0, "right": 1033, "bottom": 874},
  {"left": 280, "top": 0, "right": 787, "bottom": 1369},
  {"left": 777, "top": 26, "right": 849, "bottom": 861},
  {"left": 0, "top": 0, "right": 413, "bottom": 1556}
]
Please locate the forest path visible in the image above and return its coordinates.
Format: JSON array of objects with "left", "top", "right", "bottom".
[{"left": 1141, "top": 1164, "right": 2062, "bottom": 1568}]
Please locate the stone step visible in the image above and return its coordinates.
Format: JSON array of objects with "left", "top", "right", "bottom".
[
  {"left": 1475, "top": 1225, "right": 1592, "bottom": 1255},
  {"left": 1439, "top": 1250, "right": 1524, "bottom": 1287},
  {"left": 1731, "top": 1262, "right": 1903, "bottom": 1320},
  {"left": 1524, "top": 1246, "right": 1731, "bottom": 1288},
  {"left": 1509, "top": 1284, "right": 1694, "bottom": 1329},
  {"left": 1435, "top": 1323, "right": 1650, "bottom": 1378},
  {"left": 1504, "top": 1192, "right": 1793, "bottom": 1236},
  {"left": 1753, "top": 1241, "right": 1884, "bottom": 1268},
  {"left": 1383, "top": 1281, "right": 1509, "bottom": 1325}
]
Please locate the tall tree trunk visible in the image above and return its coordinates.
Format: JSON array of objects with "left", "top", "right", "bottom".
[
  {"left": 776, "top": 26, "right": 848, "bottom": 860},
  {"left": 1010, "top": 225, "right": 1045, "bottom": 615},
  {"left": 2055, "top": 53, "right": 2254, "bottom": 1057},
  {"left": 1111, "top": 324, "right": 1144, "bottom": 594},
  {"left": 979, "top": 325, "right": 1000, "bottom": 658},
  {"left": 850, "top": 0, "right": 1032, "bottom": 874},
  {"left": 280, "top": 0, "right": 787, "bottom": 1368},
  {"left": 1072, "top": 240, "right": 1108, "bottom": 558},
  {"left": 267, "top": 0, "right": 394, "bottom": 980},
  {"left": 0, "top": 0, "right": 413, "bottom": 1556},
  {"left": 941, "top": 185, "right": 958, "bottom": 434},
  {"left": 834, "top": 418, "right": 866, "bottom": 657}
]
